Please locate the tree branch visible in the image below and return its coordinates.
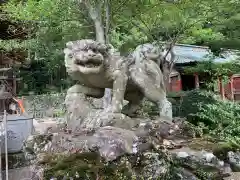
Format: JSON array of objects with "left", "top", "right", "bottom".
[{"left": 105, "top": 0, "right": 110, "bottom": 43}]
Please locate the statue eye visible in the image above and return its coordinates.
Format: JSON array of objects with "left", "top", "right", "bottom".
[{"left": 68, "top": 53, "right": 73, "bottom": 58}]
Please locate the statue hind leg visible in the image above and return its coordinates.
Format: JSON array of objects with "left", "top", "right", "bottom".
[
  {"left": 130, "top": 61, "right": 172, "bottom": 120},
  {"left": 141, "top": 82, "right": 171, "bottom": 120},
  {"left": 123, "top": 90, "right": 143, "bottom": 117}
]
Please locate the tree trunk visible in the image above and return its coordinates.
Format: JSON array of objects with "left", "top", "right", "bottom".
[
  {"left": 103, "top": 0, "right": 112, "bottom": 110},
  {"left": 94, "top": 19, "right": 105, "bottom": 43},
  {"left": 161, "top": 43, "right": 175, "bottom": 92},
  {"left": 85, "top": 0, "right": 112, "bottom": 110}
]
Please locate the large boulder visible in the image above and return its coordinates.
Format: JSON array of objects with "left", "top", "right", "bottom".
[
  {"left": 171, "top": 147, "right": 232, "bottom": 179},
  {"left": 228, "top": 151, "right": 240, "bottom": 171},
  {"left": 23, "top": 117, "right": 233, "bottom": 180}
]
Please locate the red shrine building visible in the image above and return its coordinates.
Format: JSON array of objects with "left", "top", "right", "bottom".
[{"left": 167, "top": 44, "right": 240, "bottom": 101}]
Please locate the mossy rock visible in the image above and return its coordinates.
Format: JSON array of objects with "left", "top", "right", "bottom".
[
  {"left": 43, "top": 152, "right": 135, "bottom": 179},
  {"left": 43, "top": 150, "right": 177, "bottom": 180},
  {"left": 43, "top": 149, "right": 228, "bottom": 180},
  {"left": 187, "top": 138, "right": 217, "bottom": 151},
  {"left": 194, "top": 169, "right": 222, "bottom": 180},
  {"left": 187, "top": 137, "right": 240, "bottom": 162},
  {"left": 213, "top": 142, "right": 240, "bottom": 161}
]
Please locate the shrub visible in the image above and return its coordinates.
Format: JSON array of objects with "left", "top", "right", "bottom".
[
  {"left": 178, "top": 89, "right": 217, "bottom": 118},
  {"left": 177, "top": 89, "right": 240, "bottom": 144},
  {"left": 194, "top": 99, "right": 240, "bottom": 143}
]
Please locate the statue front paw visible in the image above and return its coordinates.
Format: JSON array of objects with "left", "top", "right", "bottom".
[
  {"left": 104, "top": 106, "right": 112, "bottom": 113},
  {"left": 110, "top": 101, "right": 123, "bottom": 114},
  {"left": 111, "top": 106, "right": 121, "bottom": 113},
  {"left": 159, "top": 99, "right": 172, "bottom": 121}
]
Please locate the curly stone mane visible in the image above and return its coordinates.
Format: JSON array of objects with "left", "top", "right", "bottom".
[{"left": 65, "top": 39, "right": 111, "bottom": 57}]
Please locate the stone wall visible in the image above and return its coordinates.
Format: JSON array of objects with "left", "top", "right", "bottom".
[
  {"left": 21, "top": 93, "right": 104, "bottom": 119},
  {"left": 21, "top": 92, "right": 172, "bottom": 119},
  {"left": 21, "top": 93, "right": 66, "bottom": 118}
]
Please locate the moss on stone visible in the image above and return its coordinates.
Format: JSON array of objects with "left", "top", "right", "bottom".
[
  {"left": 187, "top": 138, "right": 217, "bottom": 151},
  {"left": 43, "top": 152, "right": 135, "bottom": 179},
  {"left": 213, "top": 142, "right": 240, "bottom": 161},
  {"left": 187, "top": 137, "right": 240, "bottom": 161},
  {"left": 41, "top": 138, "right": 234, "bottom": 179}
]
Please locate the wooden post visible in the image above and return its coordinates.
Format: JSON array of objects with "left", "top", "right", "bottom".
[
  {"left": 0, "top": 115, "right": 2, "bottom": 180},
  {"left": 218, "top": 76, "right": 225, "bottom": 100},
  {"left": 12, "top": 75, "right": 16, "bottom": 95},
  {"left": 178, "top": 74, "right": 182, "bottom": 91},
  {"left": 228, "top": 75, "right": 234, "bottom": 101},
  {"left": 218, "top": 76, "right": 222, "bottom": 98},
  {"left": 169, "top": 77, "right": 172, "bottom": 92},
  {"left": 4, "top": 110, "right": 8, "bottom": 180},
  {"left": 194, "top": 73, "right": 200, "bottom": 89}
]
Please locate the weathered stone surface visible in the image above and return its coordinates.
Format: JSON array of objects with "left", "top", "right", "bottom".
[
  {"left": 171, "top": 147, "right": 230, "bottom": 179},
  {"left": 21, "top": 113, "right": 236, "bottom": 180},
  {"left": 228, "top": 151, "right": 240, "bottom": 171},
  {"left": 159, "top": 98, "right": 173, "bottom": 121},
  {"left": 33, "top": 118, "right": 65, "bottom": 134},
  {"left": 80, "top": 111, "right": 139, "bottom": 130},
  {"left": 141, "top": 152, "right": 171, "bottom": 179},
  {"left": 23, "top": 120, "right": 236, "bottom": 180},
  {"left": 24, "top": 126, "right": 139, "bottom": 162},
  {"left": 39, "top": 118, "right": 180, "bottom": 158},
  {"left": 65, "top": 84, "right": 94, "bottom": 131},
  {"left": 93, "top": 126, "right": 139, "bottom": 161},
  {"left": 224, "top": 172, "right": 240, "bottom": 180},
  {"left": 171, "top": 168, "right": 200, "bottom": 180}
]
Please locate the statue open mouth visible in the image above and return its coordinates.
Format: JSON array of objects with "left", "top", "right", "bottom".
[
  {"left": 76, "top": 59, "right": 102, "bottom": 68},
  {"left": 75, "top": 58, "right": 103, "bottom": 74}
]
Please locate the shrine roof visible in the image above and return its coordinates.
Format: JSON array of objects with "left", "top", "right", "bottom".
[{"left": 172, "top": 44, "right": 239, "bottom": 64}]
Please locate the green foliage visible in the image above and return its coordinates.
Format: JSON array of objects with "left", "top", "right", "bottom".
[
  {"left": 185, "top": 58, "right": 240, "bottom": 77},
  {"left": 194, "top": 99, "right": 240, "bottom": 143},
  {"left": 7, "top": 0, "right": 92, "bottom": 60},
  {"left": 1, "top": 0, "right": 240, "bottom": 94},
  {"left": 178, "top": 90, "right": 217, "bottom": 119},
  {"left": 0, "top": 39, "right": 33, "bottom": 51},
  {"left": 208, "top": 0, "right": 240, "bottom": 51},
  {"left": 1, "top": 0, "right": 93, "bottom": 93},
  {"left": 179, "top": 89, "right": 240, "bottom": 145},
  {"left": 136, "top": 100, "right": 158, "bottom": 118}
]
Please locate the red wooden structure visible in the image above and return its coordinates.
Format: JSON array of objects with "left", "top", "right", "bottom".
[
  {"left": 169, "top": 72, "right": 240, "bottom": 101},
  {"left": 223, "top": 74, "right": 240, "bottom": 101}
]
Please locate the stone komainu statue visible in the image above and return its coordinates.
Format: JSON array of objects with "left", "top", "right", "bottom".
[{"left": 64, "top": 39, "right": 171, "bottom": 119}]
